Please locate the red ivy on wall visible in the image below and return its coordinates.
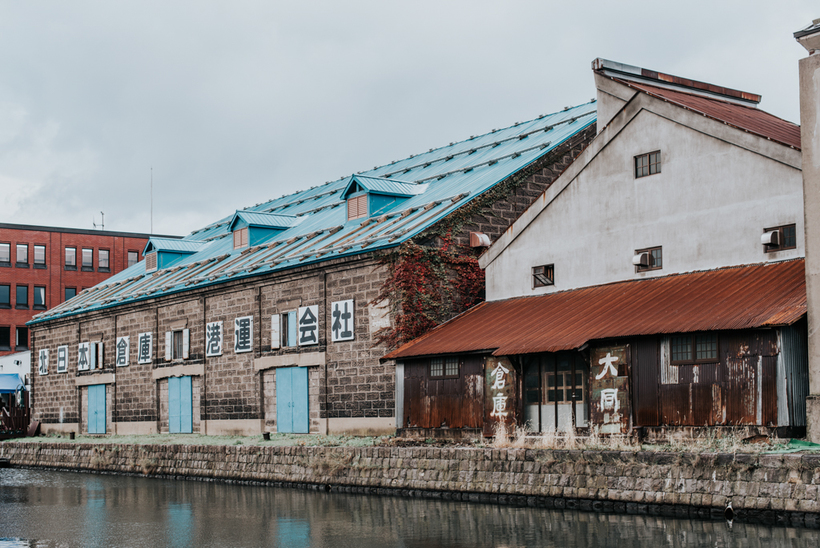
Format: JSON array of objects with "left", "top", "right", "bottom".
[{"left": 372, "top": 232, "right": 485, "bottom": 349}]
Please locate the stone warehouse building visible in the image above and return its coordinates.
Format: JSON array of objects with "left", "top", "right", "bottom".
[{"left": 28, "top": 101, "right": 597, "bottom": 436}]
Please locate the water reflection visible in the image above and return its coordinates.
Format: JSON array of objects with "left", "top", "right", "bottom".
[{"left": 1, "top": 468, "right": 819, "bottom": 547}]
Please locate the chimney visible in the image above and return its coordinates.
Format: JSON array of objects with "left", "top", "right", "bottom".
[{"left": 795, "top": 18, "right": 820, "bottom": 443}]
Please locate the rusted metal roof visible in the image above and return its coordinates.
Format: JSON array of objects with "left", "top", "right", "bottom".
[
  {"left": 619, "top": 80, "right": 801, "bottom": 150},
  {"left": 384, "top": 260, "right": 807, "bottom": 360}
]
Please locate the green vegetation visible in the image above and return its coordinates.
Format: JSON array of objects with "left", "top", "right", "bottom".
[{"left": 16, "top": 432, "right": 388, "bottom": 448}]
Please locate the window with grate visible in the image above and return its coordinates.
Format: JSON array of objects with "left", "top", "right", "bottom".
[
  {"left": 233, "top": 227, "right": 249, "bottom": 249},
  {"left": 532, "top": 264, "right": 554, "bottom": 287},
  {"left": 670, "top": 333, "right": 718, "bottom": 364},
  {"left": 430, "top": 356, "right": 459, "bottom": 378},
  {"left": 635, "top": 151, "right": 661, "bottom": 178},
  {"left": 347, "top": 195, "right": 368, "bottom": 221},
  {"left": 763, "top": 224, "right": 797, "bottom": 253}
]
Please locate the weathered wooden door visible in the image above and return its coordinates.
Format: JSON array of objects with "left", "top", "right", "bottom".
[
  {"left": 276, "top": 367, "right": 309, "bottom": 433},
  {"left": 88, "top": 384, "right": 106, "bottom": 434},
  {"left": 169, "top": 376, "right": 193, "bottom": 434}
]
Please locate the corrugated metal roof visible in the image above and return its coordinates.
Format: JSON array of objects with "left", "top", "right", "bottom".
[
  {"left": 619, "top": 80, "right": 801, "bottom": 150},
  {"left": 32, "top": 101, "right": 597, "bottom": 324},
  {"left": 384, "top": 260, "right": 807, "bottom": 360}
]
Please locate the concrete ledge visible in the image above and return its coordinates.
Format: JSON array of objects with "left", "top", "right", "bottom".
[
  {"left": 254, "top": 352, "right": 326, "bottom": 371},
  {"left": 39, "top": 422, "right": 79, "bottom": 434},
  {"left": 151, "top": 363, "right": 205, "bottom": 380},
  {"left": 113, "top": 421, "right": 158, "bottom": 435},
  {"left": 202, "top": 419, "right": 264, "bottom": 436},
  {"left": 327, "top": 417, "right": 395, "bottom": 436},
  {"left": 75, "top": 373, "right": 115, "bottom": 386}
]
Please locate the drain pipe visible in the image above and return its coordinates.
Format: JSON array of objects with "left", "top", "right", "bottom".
[{"left": 723, "top": 501, "right": 734, "bottom": 521}]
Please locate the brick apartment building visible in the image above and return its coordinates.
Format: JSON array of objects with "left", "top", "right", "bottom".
[
  {"left": 27, "top": 102, "right": 597, "bottom": 437},
  {"left": 1, "top": 223, "right": 173, "bottom": 356}
]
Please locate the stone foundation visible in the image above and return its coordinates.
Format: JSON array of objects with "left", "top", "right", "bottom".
[{"left": 2, "top": 442, "right": 819, "bottom": 528}]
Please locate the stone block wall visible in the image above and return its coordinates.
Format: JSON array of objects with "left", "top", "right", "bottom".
[
  {"left": 113, "top": 308, "right": 159, "bottom": 423},
  {"left": 3, "top": 442, "right": 820, "bottom": 527}
]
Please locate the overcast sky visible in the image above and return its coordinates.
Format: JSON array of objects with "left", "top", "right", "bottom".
[{"left": 0, "top": 1, "right": 815, "bottom": 236}]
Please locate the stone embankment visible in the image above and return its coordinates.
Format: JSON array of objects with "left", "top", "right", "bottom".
[{"left": 2, "top": 442, "right": 819, "bottom": 528}]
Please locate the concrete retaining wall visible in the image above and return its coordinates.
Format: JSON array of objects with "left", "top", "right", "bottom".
[{"left": 2, "top": 442, "right": 819, "bottom": 527}]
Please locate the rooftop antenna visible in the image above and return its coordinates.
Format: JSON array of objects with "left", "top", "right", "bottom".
[
  {"left": 93, "top": 211, "right": 105, "bottom": 231},
  {"left": 150, "top": 167, "right": 153, "bottom": 234}
]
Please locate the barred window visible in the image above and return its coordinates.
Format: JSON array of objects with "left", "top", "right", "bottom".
[
  {"left": 670, "top": 333, "right": 718, "bottom": 364},
  {"left": 430, "top": 356, "right": 459, "bottom": 378}
]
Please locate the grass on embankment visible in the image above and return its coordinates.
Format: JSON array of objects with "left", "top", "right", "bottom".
[{"left": 14, "top": 432, "right": 386, "bottom": 448}]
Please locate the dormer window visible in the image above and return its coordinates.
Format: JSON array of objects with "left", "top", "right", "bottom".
[
  {"left": 347, "top": 194, "right": 368, "bottom": 221},
  {"left": 233, "top": 227, "right": 249, "bottom": 250}
]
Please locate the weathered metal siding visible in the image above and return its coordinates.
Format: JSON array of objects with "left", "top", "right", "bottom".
[
  {"left": 782, "top": 319, "right": 809, "bottom": 426},
  {"left": 403, "top": 355, "right": 484, "bottom": 430},
  {"left": 631, "top": 337, "right": 659, "bottom": 427}
]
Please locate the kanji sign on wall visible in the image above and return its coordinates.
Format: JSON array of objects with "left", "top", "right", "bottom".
[
  {"left": 234, "top": 316, "right": 253, "bottom": 353},
  {"left": 484, "top": 356, "right": 517, "bottom": 437},
  {"left": 331, "top": 300, "right": 354, "bottom": 342},
  {"left": 137, "top": 332, "right": 153, "bottom": 364},
  {"left": 57, "top": 345, "right": 68, "bottom": 373},
  {"left": 38, "top": 349, "right": 48, "bottom": 376},
  {"left": 206, "top": 321, "right": 223, "bottom": 357},
  {"left": 590, "top": 345, "right": 631, "bottom": 434},
  {"left": 116, "top": 336, "right": 130, "bottom": 367},
  {"left": 298, "top": 305, "right": 319, "bottom": 346}
]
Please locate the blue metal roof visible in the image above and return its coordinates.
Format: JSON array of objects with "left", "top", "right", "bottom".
[
  {"left": 228, "top": 211, "right": 300, "bottom": 231},
  {"left": 0, "top": 373, "right": 25, "bottom": 393},
  {"left": 32, "top": 101, "right": 596, "bottom": 324},
  {"left": 341, "top": 175, "right": 425, "bottom": 199},
  {"left": 143, "top": 238, "right": 208, "bottom": 255}
]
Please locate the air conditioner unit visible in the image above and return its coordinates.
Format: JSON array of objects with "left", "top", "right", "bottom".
[
  {"left": 761, "top": 230, "right": 779, "bottom": 246},
  {"left": 632, "top": 252, "right": 650, "bottom": 267}
]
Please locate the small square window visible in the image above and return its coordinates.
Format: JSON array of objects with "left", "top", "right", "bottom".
[
  {"left": 82, "top": 248, "right": 94, "bottom": 271},
  {"left": 65, "top": 247, "right": 77, "bottom": 270},
  {"left": 763, "top": 224, "right": 797, "bottom": 253},
  {"left": 635, "top": 246, "right": 662, "bottom": 272},
  {"left": 65, "top": 287, "right": 77, "bottom": 302},
  {"left": 635, "top": 151, "right": 661, "bottom": 178},
  {"left": 430, "top": 356, "right": 459, "bottom": 378},
  {"left": 0, "top": 243, "right": 9, "bottom": 266},
  {"left": 15, "top": 244, "right": 28, "bottom": 266},
  {"left": 34, "top": 245, "right": 46, "bottom": 268},
  {"left": 15, "top": 285, "right": 28, "bottom": 309},
  {"left": 0, "top": 326, "right": 9, "bottom": 350},
  {"left": 0, "top": 285, "right": 9, "bottom": 308},
  {"left": 127, "top": 250, "right": 139, "bottom": 268},
  {"left": 33, "top": 286, "right": 46, "bottom": 309},
  {"left": 670, "top": 333, "right": 718, "bottom": 364},
  {"left": 99, "top": 249, "right": 110, "bottom": 272},
  {"left": 16, "top": 326, "right": 28, "bottom": 350},
  {"left": 532, "top": 264, "right": 554, "bottom": 288}
]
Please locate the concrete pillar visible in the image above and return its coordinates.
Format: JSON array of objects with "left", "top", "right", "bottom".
[{"left": 796, "top": 20, "right": 820, "bottom": 442}]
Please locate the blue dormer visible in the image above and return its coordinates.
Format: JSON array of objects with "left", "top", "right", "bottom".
[
  {"left": 341, "top": 175, "right": 427, "bottom": 221},
  {"left": 143, "top": 238, "right": 207, "bottom": 273},
  {"left": 229, "top": 211, "right": 299, "bottom": 250}
]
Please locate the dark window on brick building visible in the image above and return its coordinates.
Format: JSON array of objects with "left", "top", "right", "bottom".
[
  {"left": 0, "top": 243, "right": 9, "bottom": 266},
  {"left": 82, "top": 248, "right": 94, "bottom": 271},
  {"left": 65, "top": 247, "right": 77, "bottom": 270},
  {"left": 65, "top": 287, "right": 77, "bottom": 302},
  {"left": 34, "top": 245, "right": 46, "bottom": 268},
  {"left": 15, "top": 326, "right": 28, "bottom": 350},
  {"left": 635, "top": 151, "right": 661, "bottom": 178},
  {"left": 127, "top": 250, "right": 139, "bottom": 268},
  {"left": 99, "top": 249, "right": 110, "bottom": 272},
  {"left": 15, "top": 285, "right": 28, "bottom": 309},
  {"left": 16, "top": 244, "right": 28, "bottom": 267},
  {"left": 34, "top": 286, "right": 46, "bottom": 309},
  {"left": 0, "top": 285, "right": 9, "bottom": 308},
  {"left": 0, "top": 327, "right": 10, "bottom": 350}
]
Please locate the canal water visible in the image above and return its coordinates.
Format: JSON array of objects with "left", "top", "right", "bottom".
[{"left": 1, "top": 468, "right": 819, "bottom": 547}]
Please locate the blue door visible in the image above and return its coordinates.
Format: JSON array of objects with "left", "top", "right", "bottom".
[
  {"left": 276, "top": 367, "right": 309, "bottom": 433},
  {"left": 88, "top": 384, "right": 106, "bottom": 434},
  {"left": 169, "top": 376, "right": 193, "bottom": 434}
]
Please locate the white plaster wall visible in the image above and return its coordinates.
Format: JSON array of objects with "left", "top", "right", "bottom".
[
  {"left": 0, "top": 351, "right": 31, "bottom": 388},
  {"left": 486, "top": 108, "right": 803, "bottom": 301}
]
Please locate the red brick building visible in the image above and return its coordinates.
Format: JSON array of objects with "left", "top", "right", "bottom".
[{"left": 0, "top": 223, "right": 175, "bottom": 356}]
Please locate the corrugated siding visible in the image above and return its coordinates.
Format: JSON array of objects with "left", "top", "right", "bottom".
[
  {"left": 632, "top": 337, "right": 660, "bottom": 427},
  {"left": 386, "top": 260, "right": 807, "bottom": 360},
  {"left": 782, "top": 318, "right": 809, "bottom": 426},
  {"left": 403, "top": 355, "right": 484, "bottom": 429}
]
